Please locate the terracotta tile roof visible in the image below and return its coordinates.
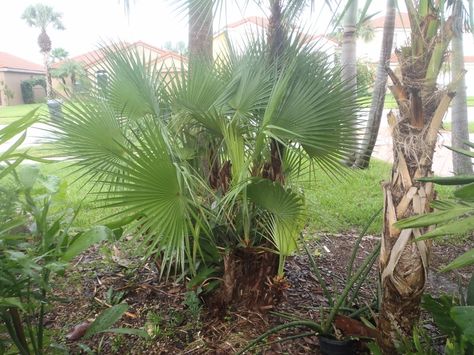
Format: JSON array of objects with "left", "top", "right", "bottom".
[
  {"left": 52, "top": 41, "right": 185, "bottom": 69},
  {"left": 224, "top": 16, "right": 269, "bottom": 30},
  {"left": 303, "top": 34, "right": 338, "bottom": 45},
  {"left": 216, "top": 16, "right": 338, "bottom": 46},
  {"left": 0, "top": 52, "right": 44, "bottom": 72},
  {"left": 368, "top": 12, "right": 411, "bottom": 29}
]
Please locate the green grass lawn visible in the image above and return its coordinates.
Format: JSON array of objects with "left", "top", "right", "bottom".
[
  {"left": 300, "top": 159, "right": 454, "bottom": 235},
  {"left": 37, "top": 161, "right": 120, "bottom": 228},
  {"left": 442, "top": 120, "right": 474, "bottom": 134},
  {"left": 26, "top": 158, "right": 452, "bottom": 235},
  {"left": 363, "top": 95, "right": 474, "bottom": 109},
  {"left": 0, "top": 103, "right": 47, "bottom": 125}
]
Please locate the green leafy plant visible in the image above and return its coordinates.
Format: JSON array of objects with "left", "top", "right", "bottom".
[
  {"left": 0, "top": 110, "right": 113, "bottom": 354},
  {"left": 104, "top": 286, "right": 126, "bottom": 306},
  {"left": 50, "top": 33, "right": 362, "bottom": 306},
  {"left": 183, "top": 290, "right": 202, "bottom": 322}
]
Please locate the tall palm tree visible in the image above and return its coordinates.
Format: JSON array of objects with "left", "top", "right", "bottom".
[
  {"left": 22, "top": 4, "right": 65, "bottom": 99},
  {"left": 377, "top": 1, "right": 460, "bottom": 351},
  {"left": 451, "top": 0, "right": 472, "bottom": 175},
  {"left": 354, "top": 0, "right": 396, "bottom": 168}
]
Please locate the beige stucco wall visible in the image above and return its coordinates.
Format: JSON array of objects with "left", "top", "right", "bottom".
[{"left": 0, "top": 71, "right": 46, "bottom": 106}]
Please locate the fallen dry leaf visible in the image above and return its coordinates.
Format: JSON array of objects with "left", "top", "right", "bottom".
[{"left": 65, "top": 322, "right": 91, "bottom": 341}]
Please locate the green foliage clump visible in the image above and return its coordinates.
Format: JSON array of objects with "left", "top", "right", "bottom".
[{"left": 20, "top": 77, "right": 46, "bottom": 104}]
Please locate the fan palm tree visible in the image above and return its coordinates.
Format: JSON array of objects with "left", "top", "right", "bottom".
[
  {"left": 51, "top": 60, "right": 85, "bottom": 96},
  {"left": 51, "top": 47, "right": 69, "bottom": 63},
  {"left": 377, "top": 1, "right": 461, "bottom": 351},
  {"left": 50, "top": 29, "right": 361, "bottom": 308},
  {"left": 22, "top": 3, "right": 65, "bottom": 99}
]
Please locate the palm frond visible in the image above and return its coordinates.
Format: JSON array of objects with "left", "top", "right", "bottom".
[{"left": 247, "top": 177, "right": 305, "bottom": 258}]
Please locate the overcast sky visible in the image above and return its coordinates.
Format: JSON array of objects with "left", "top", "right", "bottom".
[{"left": 0, "top": 0, "right": 428, "bottom": 65}]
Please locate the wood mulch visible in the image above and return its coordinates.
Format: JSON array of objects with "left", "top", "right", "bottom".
[{"left": 45, "top": 232, "right": 473, "bottom": 354}]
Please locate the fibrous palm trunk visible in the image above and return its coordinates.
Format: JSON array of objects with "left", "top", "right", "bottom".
[
  {"left": 451, "top": 0, "right": 472, "bottom": 175},
  {"left": 188, "top": 0, "right": 213, "bottom": 61},
  {"left": 378, "top": 12, "right": 457, "bottom": 351},
  {"left": 354, "top": 0, "right": 396, "bottom": 169}
]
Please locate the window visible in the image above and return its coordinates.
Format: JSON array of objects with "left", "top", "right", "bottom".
[{"left": 96, "top": 70, "right": 108, "bottom": 90}]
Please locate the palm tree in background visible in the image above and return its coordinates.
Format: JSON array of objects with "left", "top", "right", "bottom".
[
  {"left": 354, "top": 0, "right": 396, "bottom": 169},
  {"left": 22, "top": 3, "right": 65, "bottom": 99},
  {"left": 51, "top": 47, "right": 69, "bottom": 63},
  {"left": 451, "top": 0, "right": 473, "bottom": 175},
  {"left": 51, "top": 60, "right": 85, "bottom": 96}
]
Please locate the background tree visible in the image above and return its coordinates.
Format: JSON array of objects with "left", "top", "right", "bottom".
[
  {"left": 377, "top": 2, "right": 460, "bottom": 351},
  {"left": 51, "top": 47, "right": 69, "bottom": 63},
  {"left": 451, "top": 0, "right": 472, "bottom": 175},
  {"left": 163, "top": 40, "right": 188, "bottom": 54},
  {"left": 354, "top": 0, "right": 396, "bottom": 168},
  {"left": 51, "top": 60, "right": 85, "bottom": 96},
  {"left": 22, "top": 3, "right": 65, "bottom": 99}
]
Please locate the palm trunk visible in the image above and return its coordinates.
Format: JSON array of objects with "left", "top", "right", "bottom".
[
  {"left": 341, "top": 0, "right": 358, "bottom": 90},
  {"left": 43, "top": 51, "right": 53, "bottom": 99},
  {"left": 378, "top": 9, "right": 457, "bottom": 350},
  {"left": 268, "top": 0, "right": 285, "bottom": 60},
  {"left": 451, "top": 0, "right": 472, "bottom": 175},
  {"left": 354, "top": 0, "right": 396, "bottom": 169},
  {"left": 188, "top": 0, "right": 213, "bottom": 61},
  {"left": 341, "top": 0, "right": 358, "bottom": 166}
]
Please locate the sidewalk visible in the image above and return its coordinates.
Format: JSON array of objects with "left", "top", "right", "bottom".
[{"left": 371, "top": 108, "right": 474, "bottom": 176}]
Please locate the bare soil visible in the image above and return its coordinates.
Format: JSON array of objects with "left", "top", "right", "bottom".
[{"left": 45, "top": 232, "right": 473, "bottom": 354}]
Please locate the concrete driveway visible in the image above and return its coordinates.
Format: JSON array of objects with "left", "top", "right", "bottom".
[{"left": 371, "top": 108, "right": 474, "bottom": 176}]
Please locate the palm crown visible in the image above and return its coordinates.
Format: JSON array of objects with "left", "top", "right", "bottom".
[
  {"left": 22, "top": 3, "right": 65, "bottom": 53},
  {"left": 51, "top": 36, "right": 361, "bottom": 277}
]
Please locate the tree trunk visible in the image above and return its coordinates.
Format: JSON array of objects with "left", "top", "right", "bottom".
[
  {"left": 354, "top": 0, "right": 396, "bottom": 169},
  {"left": 188, "top": 0, "right": 213, "bottom": 61},
  {"left": 267, "top": 0, "right": 285, "bottom": 60},
  {"left": 341, "top": 0, "right": 358, "bottom": 90},
  {"left": 43, "top": 51, "right": 53, "bottom": 99},
  {"left": 341, "top": 0, "right": 358, "bottom": 166},
  {"left": 210, "top": 248, "right": 283, "bottom": 312},
  {"left": 451, "top": 0, "right": 472, "bottom": 175},
  {"left": 378, "top": 67, "right": 458, "bottom": 354}
]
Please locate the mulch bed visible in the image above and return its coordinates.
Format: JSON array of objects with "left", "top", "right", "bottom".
[{"left": 45, "top": 232, "right": 473, "bottom": 354}]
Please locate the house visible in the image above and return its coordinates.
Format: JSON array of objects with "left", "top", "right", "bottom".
[
  {"left": 52, "top": 41, "right": 187, "bottom": 95},
  {"left": 0, "top": 52, "right": 45, "bottom": 106},
  {"left": 213, "top": 16, "right": 338, "bottom": 60}
]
